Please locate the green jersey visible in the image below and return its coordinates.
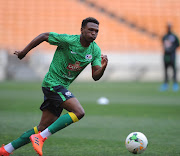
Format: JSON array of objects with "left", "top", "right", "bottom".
[{"left": 42, "top": 32, "right": 101, "bottom": 89}]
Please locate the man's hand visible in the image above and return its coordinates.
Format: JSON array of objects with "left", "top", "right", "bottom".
[
  {"left": 14, "top": 32, "right": 50, "bottom": 60},
  {"left": 14, "top": 51, "right": 27, "bottom": 60},
  {"left": 92, "top": 54, "right": 108, "bottom": 81},
  {"left": 101, "top": 54, "right": 108, "bottom": 67}
]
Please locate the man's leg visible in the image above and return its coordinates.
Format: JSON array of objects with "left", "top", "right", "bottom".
[
  {"left": 164, "top": 62, "right": 169, "bottom": 84},
  {"left": 30, "top": 98, "right": 84, "bottom": 156},
  {"left": 160, "top": 61, "right": 169, "bottom": 91},
  {"left": 38, "top": 109, "right": 59, "bottom": 132},
  {"left": 172, "top": 61, "right": 177, "bottom": 83},
  {"left": 47, "top": 97, "right": 84, "bottom": 134},
  {"left": 0, "top": 110, "right": 58, "bottom": 155},
  {"left": 172, "top": 61, "right": 179, "bottom": 91},
  {"left": 0, "top": 126, "right": 39, "bottom": 156}
]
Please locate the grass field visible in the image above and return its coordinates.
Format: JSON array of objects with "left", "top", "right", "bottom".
[{"left": 0, "top": 81, "right": 180, "bottom": 156}]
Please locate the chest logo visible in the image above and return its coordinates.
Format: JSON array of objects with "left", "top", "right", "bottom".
[
  {"left": 85, "top": 54, "right": 92, "bottom": 60},
  {"left": 67, "top": 61, "right": 83, "bottom": 71},
  {"left": 71, "top": 50, "right": 77, "bottom": 54}
]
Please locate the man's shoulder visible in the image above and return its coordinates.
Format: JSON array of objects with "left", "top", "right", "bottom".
[
  {"left": 65, "top": 34, "right": 80, "bottom": 42},
  {"left": 172, "top": 33, "right": 179, "bottom": 39},
  {"left": 162, "top": 34, "right": 168, "bottom": 39},
  {"left": 50, "top": 32, "right": 79, "bottom": 38},
  {"left": 91, "top": 41, "right": 101, "bottom": 51}
]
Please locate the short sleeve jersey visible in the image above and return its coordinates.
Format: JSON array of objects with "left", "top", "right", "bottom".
[
  {"left": 162, "top": 33, "right": 179, "bottom": 54},
  {"left": 42, "top": 32, "right": 101, "bottom": 89}
]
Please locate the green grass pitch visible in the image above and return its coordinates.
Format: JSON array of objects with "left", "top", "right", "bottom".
[{"left": 0, "top": 81, "right": 180, "bottom": 156}]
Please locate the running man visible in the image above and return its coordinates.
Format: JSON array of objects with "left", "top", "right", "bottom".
[{"left": 0, "top": 17, "right": 108, "bottom": 156}]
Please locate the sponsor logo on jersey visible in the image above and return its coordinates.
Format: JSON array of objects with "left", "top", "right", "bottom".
[
  {"left": 85, "top": 54, "right": 92, "bottom": 60},
  {"left": 67, "top": 61, "right": 83, "bottom": 71}
]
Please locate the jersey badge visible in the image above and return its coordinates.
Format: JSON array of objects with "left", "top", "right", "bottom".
[
  {"left": 65, "top": 91, "right": 72, "bottom": 97},
  {"left": 85, "top": 54, "right": 92, "bottom": 60}
]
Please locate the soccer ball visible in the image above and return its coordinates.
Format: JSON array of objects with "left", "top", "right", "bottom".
[
  {"left": 97, "top": 97, "right": 109, "bottom": 105},
  {"left": 125, "top": 132, "right": 148, "bottom": 154}
]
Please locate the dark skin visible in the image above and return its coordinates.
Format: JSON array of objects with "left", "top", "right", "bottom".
[
  {"left": 14, "top": 22, "right": 108, "bottom": 131},
  {"left": 167, "top": 24, "right": 172, "bottom": 34}
]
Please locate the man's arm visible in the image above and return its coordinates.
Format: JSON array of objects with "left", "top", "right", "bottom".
[
  {"left": 92, "top": 54, "right": 108, "bottom": 81},
  {"left": 176, "top": 35, "right": 180, "bottom": 47},
  {"left": 14, "top": 32, "right": 50, "bottom": 60}
]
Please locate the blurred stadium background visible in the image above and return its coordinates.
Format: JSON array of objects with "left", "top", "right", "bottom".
[
  {"left": 1, "top": 1, "right": 180, "bottom": 155},
  {"left": 0, "top": 0, "right": 180, "bottom": 82}
]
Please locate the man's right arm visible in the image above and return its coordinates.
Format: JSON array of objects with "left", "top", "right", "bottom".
[{"left": 14, "top": 32, "right": 50, "bottom": 60}]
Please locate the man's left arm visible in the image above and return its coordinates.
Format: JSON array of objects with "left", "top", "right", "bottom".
[
  {"left": 176, "top": 36, "right": 180, "bottom": 48},
  {"left": 92, "top": 54, "right": 108, "bottom": 81}
]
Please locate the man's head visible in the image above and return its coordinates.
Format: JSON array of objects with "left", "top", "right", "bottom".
[
  {"left": 167, "top": 23, "right": 172, "bottom": 34},
  {"left": 81, "top": 17, "right": 99, "bottom": 43},
  {"left": 81, "top": 17, "right": 99, "bottom": 28}
]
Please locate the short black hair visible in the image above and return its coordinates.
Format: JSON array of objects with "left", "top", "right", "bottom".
[{"left": 81, "top": 17, "right": 99, "bottom": 28}]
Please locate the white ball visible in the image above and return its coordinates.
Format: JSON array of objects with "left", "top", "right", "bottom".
[
  {"left": 97, "top": 97, "right": 109, "bottom": 105},
  {"left": 125, "top": 132, "right": 148, "bottom": 154}
]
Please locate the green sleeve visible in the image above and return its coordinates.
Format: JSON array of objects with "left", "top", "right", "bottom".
[
  {"left": 48, "top": 32, "right": 69, "bottom": 46},
  {"left": 91, "top": 46, "right": 102, "bottom": 67}
]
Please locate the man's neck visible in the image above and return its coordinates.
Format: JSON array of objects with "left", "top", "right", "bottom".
[{"left": 80, "top": 35, "right": 90, "bottom": 47}]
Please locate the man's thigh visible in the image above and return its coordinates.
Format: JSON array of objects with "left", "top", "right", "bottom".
[
  {"left": 60, "top": 97, "right": 83, "bottom": 112},
  {"left": 40, "top": 85, "right": 75, "bottom": 117}
]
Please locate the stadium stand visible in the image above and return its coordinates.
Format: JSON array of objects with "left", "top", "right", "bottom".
[{"left": 0, "top": 0, "right": 180, "bottom": 53}]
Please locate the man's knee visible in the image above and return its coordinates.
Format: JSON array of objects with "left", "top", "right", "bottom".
[
  {"left": 77, "top": 109, "right": 85, "bottom": 120},
  {"left": 73, "top": 108, "right": 85, "bottom": 120},
  {"left": 62, "top": 98, "right": 85, "bottom": 120}
]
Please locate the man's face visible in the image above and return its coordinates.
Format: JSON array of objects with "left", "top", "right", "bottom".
[
  {"left": 167, "top": 24, "right": 172, "bottom": 33},
  {"left": 81, "top": 22, "right": 99, "bottom": 42}
]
